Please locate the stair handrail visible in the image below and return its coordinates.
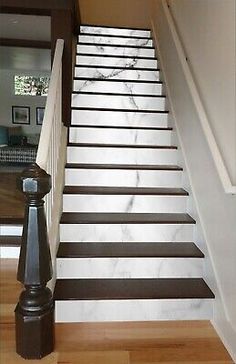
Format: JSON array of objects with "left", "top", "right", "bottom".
[
  {"left": 162, "top": 0, "right": 236, "bottom": 195},
  {"left": 15, "top": 38, "right": 66, "bottom": 359},
  {"left": 36, "top": 38, "right": 64, "bottom": 170}
]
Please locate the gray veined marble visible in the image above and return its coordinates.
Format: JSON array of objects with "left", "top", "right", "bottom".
[
  {"left": 63, "top": 194, "right": 187, "bottom": 213},
  {"left": 57, "top": 257, "right": 203, "bottom": 279},
  {"left": 79, "top": 35, "right": 153, "bottom": 48},
  {"left": 80, "top": 26, "right": 151, "bottom": 38},
  {"left": 68, "top": 127, "right": 172, "bottom": 146},
  {"left": 77, "top": 44, "right": 155, "bottom": 58},
  {"left": 66, "top": 147, "right": 177, "bottom": 165},
  {"left": 60, "top": 223, "right": 194, "bottom": 243},
  {"left": 56, "top": 299, "right": 213, "bottom": 322},
  {"left": 72, "top": 94, "right": 165, "bottom": 111},
  {"left": 71, "top": 110, "right": 168, "bottom": 128},
  {"left": 75, "top": 66, "right": 159, "bottom": 81},
  {"left": 76, "top": 55, "right": 158, "bottom": 69},
  {"left": 65, "top": 169, "right": 183, "bottom": 188},
  {"left": 73, "top": 79, "right": 163, "bottom": 95}
]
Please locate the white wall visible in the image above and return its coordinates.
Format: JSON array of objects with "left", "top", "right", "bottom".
[
  {"left": 168, "top": 0, "right": 236, "bottom": 184},
  {"left": 0, "top": 69, "right": 49, "bottom": 136},
  {"left": 150, "top": 1, "right": 236, "bottom": 360}
]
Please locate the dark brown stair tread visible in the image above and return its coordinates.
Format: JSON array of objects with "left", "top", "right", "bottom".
[
  {"left": 75, "top": 64, "right": 158, "bottom": 71},
  {"left": 69, "top": 125, "right": 172, "bottom": 131},
  {"left": 60, "top": 213, "right": 196, "bottom": 224},
  {"left": 77, "top": 42, "right": 155, "bottom": 49},
  {"left": 74, "top": 77, "right": 163, "bottom": 84},
  {"left": 68, "top": 143, "right": 177, "bottom": 149},
  {"left": 0, "top": 235, "right": 21, "bottom": 247},
  {"left": 73, "top": 91, "right": 165, "bottom": 97},
  {"left": 77, "top": 52, "right": 156, "bottom": 60},
  {"left": 63, "top": 186, "right": 188, "bottom": 196},
  {"left": 65, "top": 163, "right": 183, "bottom": 171},
  {"left": 54, "top": 278, "right": 214, "bottom": 300},
  {"left": 79, "top": 32, "right": 152, "bottom": 40},
  {"left": 71, "top": 107, "right": 168, "bottom": 113},
  {"left": 57, "top": 242, "right": 204, "bottom": 258},
  {"left": 0, "top": 217, "right": 23, "bottom": 225}
]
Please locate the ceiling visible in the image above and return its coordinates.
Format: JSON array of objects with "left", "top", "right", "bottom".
[{"left": 0, "top": 14, "right": 50, "bottom": 41}]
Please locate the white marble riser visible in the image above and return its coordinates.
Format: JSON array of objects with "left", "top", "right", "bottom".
[
  {"left": 0, "top": 247, "right": 20, "bottom": 258},
  {"left": 0, "top": 225, "right": 22, "bottom": 235},
  {"left": 60, "top": 224, "right": 194, "bottom": 243},
  {"left": 71, "top": 110, "right": 168, "bottom": 128},
  {"left": 74, "top": 80, "right": 163, "bottom": 95},
  {"left": 63, "top": 195, "right": 187, "bottom": 213},
  {"left": 69, "top": 128, "right": 172, "bottom": 146},
  {"left": 77, "top": 44, "right": 155, "bottom": 58},
  {"left": 80, "top": 26, "right": 151, "bottom": 38},
  {"left": 79, "top": 35, "right": 153, "bottom": 48},
  {"left": 72, "top": 94, "right": 166, "bottom": 111},
  {"left": 76, "top": 55, "right": 158, "bottom": 69},
  {"left": 55, "top": 299, "right": 212, "bottom": 322},
  {"left": 57, "top": 257, "right": 203, "bottom": 279},
  {"left": 65, "top": 169, "right": 182, "bottom": 188},
  {"left": 67, "top": 147, "right": 177, "bottom": 165},
  {"left": 75, "top": 66, "right": 159, "bottom": 82}
]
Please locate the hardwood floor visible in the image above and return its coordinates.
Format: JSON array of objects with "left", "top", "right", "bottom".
[
  {"left": 0, "top": 172, "right": 24, "bottom": 219},
  {"left": 0, "top": 259, "right": 233, "bottom": 364}
]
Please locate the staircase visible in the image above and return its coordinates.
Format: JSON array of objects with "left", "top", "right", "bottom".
[{"left": 54, "top": 25, "right": 214, "bottom": 322}]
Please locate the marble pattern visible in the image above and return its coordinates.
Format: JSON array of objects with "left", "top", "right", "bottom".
[
  {"left": 73, "top": 79, "right": 163, "bottom": 95},
  {"left": 79, "top": 35, "right": 153, "bottom": 47},
  {"left": 66, "top": 147, "right": 177, "bottom": 165},
  {"left": 75, "top": 66, "right": 159, "bottom": 81},
  {"left": 56, "top": 25, "right": 213, "bottom": 323},
  {"left": 80, "top": 26, "right": 151, "bottom": 38},
  {"left": 57, "top": 257, "right": 203, "bottom": 279},
  {"left": 76, "top": 55, "right": 158, "bottom": 69},
  {"left": 72, "top": 94, "right": 165, "bottom": 110},
  {"left": 77, "top": 44, "right": 155, "bottom": 58},
  {"left": 71, "top": 110, "right": 168, "bottom": 128},
  {"left": 56, "top": 299, "right": 213, "bottom": 322},
  {"left": 60, "top": 224, "right": 194, "bottom": 243},
  {"left": 63, "top": 195, "right": 187, "bottom": 213},
  {"left": 69, "top": 128, "right": 172, "bottom": 146},
  {"left": 65, "top": 169, "right": 182, "bottom": 188}
]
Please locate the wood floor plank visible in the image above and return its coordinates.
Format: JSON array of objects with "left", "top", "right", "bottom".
[
  {"left": 0, "top": 260, "right": 233, "bottom": 363},
  {"left": 58, "top": 351, "right": 130, "bottom": 364}
]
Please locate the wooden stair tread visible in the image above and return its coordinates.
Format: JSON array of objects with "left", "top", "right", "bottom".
[
  {"left": 73, "top": 91, "right": 165, "bottom": 97},
  {"left": 60, "top": 212, "right": 196, "bottom": 224},
  {"left": 57, "top": 242, "right": 204, "bottom": 258},
  {"left": 0, "top": 235, "right": 21, "bottom": 247},
  {"left": 71, "top": 107, "right": 168, "bottom": 113},
  {"left": 0, "top": 217, "right": 23, "bottom": 225},
  {"left": 69, "top": 125, "right": 172, "bottom": 131},
  {"left": 54, "top": 278, "right": 214, "bottom": 300},
  {"left": 74, "top": 77, "right": 163, "bottom": 84},
  {"left": 67, "top": 143, "right": 177, "bottom": 149},
  {"left": 63, "top": 186, "right": 188, "bottom": 195},
  {"left": 65, "top": 163, "right": 183, "bottom": 171},
  {"left": 77, "top": 42, "right": 155, "bottom": 49}
]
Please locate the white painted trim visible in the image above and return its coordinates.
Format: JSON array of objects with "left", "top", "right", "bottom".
[
  {"left": 151, "top": 1, "right": 236, "bottom": 356},
  {"left": 36, "top": 39, "right": 64, "bottom": 170},
  {"left": 159, "top": 0, "right": 236, "bottom": 195}
]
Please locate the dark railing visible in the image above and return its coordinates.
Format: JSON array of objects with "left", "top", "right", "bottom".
[{"left": 15, "top": 164, "right": 54, "bottom": 359}]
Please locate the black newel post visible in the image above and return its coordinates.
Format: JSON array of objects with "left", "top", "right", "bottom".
[{"left": 15, "top": 163, "right": 54, "bottom": 359}]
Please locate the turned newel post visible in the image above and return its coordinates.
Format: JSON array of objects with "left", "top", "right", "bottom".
[{"left": 15, "top": 163, "right": 54, "bottom": 359}]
